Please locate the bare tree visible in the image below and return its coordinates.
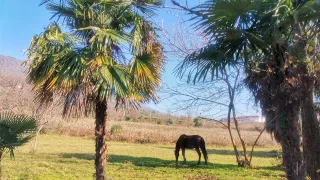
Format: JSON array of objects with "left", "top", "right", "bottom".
[
  {"left": 31, "top": 96, "right": 62, "bottom": 152},
  {"left": 164, "top": 64, "right": 255, "bottom": 166},
  {"left": 158, "top": 4, "right": 269, "bottom": 166}
]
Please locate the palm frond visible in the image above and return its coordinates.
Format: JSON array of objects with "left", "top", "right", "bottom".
[
  {"left": 129, "top": 42, "right": 164, "bottom": 103},
  {"left": 176, "top": 0, "right": 279, "bottom": 83},
  {"left": 92, "top": 54, "right": 130, "bottom": 101},
  {"left": 0, "top": 113, "right": 37, "bottom": 158},
  {"left": 27, "top": 0, "right": 165, "bottom": 117}
]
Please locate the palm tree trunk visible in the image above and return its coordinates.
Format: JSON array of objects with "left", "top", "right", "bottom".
[
  {"left": 0, "top": 151, "right": 2, "bottom": 180},
  {"left": 280, "top": 107, "right": 304, "bottom": 180},
  {"left": 95, "top": 97, "right": 108, "bottom": 180},
  {"left": 301, "top": 78, "right": 320, "bottom": 180}
]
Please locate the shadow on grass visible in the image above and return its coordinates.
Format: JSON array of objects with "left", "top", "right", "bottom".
[
  {"left": 207, "top": 149, "right": 278, "bottom": 158},
  {"left": 60, "top": 153, "right": 235, "bottom": 169},
  {"left": 60, "top": 153, "right": 281, "bottom": 172},
  {"left": 60, "top": 153, "right": 94, "bottom": 161},
  {"left": 160, "top": 147, "right": 278, "bottom": 158},
  {"left": 109, "top": 155, "right": 224, "bottom": 169}
]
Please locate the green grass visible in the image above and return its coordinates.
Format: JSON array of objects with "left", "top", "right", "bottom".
[{"left": 1, "top": 135, "right": 284, "bottom": 180}]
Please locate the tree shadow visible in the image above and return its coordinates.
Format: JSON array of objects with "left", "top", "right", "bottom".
[
  {"left": 206, "top": 149, "right": 278, "bottom": 158},
  {"left": 59, "top": 153, "right": 281, "bottom": 171},
  {"left": 60, "top": 153, "right": 236, "bottom": 169},
  {"left": 109, "top": 154, "right": 227, "bottom": 169},
  {"left": 256, "top": 165, "right": 283, "bottom": 171},
  {"left": 60, "top": 153, "right": 94, "bottom": 161},
  {"left": 159, "top": 147, "right": 278, "bottom": 158}
]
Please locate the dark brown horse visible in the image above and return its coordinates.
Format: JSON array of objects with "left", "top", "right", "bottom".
[{"left": 174, "top": 134, "right": 208, "bottom": 165}]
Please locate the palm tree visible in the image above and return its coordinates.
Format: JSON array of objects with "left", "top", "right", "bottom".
[
  {"left": 25, "top": 0, "right": 164, "bottom": 179},
  {"left": 172, "top": 0, "right": 320, "bottom": 179},
  {"left": 0, "top": 113, "right": 37, "bottom": 179}
]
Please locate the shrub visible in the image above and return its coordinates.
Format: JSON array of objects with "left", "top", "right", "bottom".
[
  {"left": 111, "top": 124, "right": 122, "bottom": 135},
  {"left": 194, "top": 118, "right": 202, "bottom": 127},
  {"left": 166, "top": 119, "right": 173, "bottom": 125},
  {"left": 136, "top": 138, "right": 153, "bottom": 144},
  {"left": 194, "top": 121, "right": 202, "bottom": 127},
  {"left": 125, "top": 116, "right": 131, "bottom": 121}
]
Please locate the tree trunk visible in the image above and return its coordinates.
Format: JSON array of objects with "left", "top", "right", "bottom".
[
  {"left": 0, "top": 151, "right": 2, "bottom": 180},
  {"left": 280, "top": 108, "right": 304, "bottom": 180},
  {"left": 33, "top": 124, "right": 46, "bottom": 152},
  {"left": 226, "top": 103, "right": 241, "bottom": 165},
  {"left": 232, "top": 106, "right": 250, "bottom": 166},
  {"left": 95, "top": 97, "right": 108, "bottom": 180},
  {"left": 301, "top": 78, "right": 320, "bottom": 180}
]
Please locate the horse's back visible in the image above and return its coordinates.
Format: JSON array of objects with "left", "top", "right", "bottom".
[
  {"left": 178, "top": 134, "right": 203, "bottom": 139},
  {"left": 177, "top": 134, "right": 204, "bottom": 149}
]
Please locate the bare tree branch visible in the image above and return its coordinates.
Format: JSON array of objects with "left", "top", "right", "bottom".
[
  {"left": 199, "top": 116, "right": 228, "bottom": 128},
  {"left": 249, "top": 116, "right": 277, "bottom": 163},
  {"left": 170, "top": 0, "right": 207, "bottom": 19}
]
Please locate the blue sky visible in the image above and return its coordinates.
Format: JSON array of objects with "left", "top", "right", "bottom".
[
  {"left": 0, "top": 0, "right": 189, "bottom": 59},
  {"left": 0, "top": 0, "right": 261, "bottom": 119},
  {"left": 0, "top": 1, "right": 51, "bottom": 59}
]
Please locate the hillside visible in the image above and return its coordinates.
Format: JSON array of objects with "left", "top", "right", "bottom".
[
  {"left": 0, "top": 56, "right": 34, "bottom": 114},
  {"left": 0, "top": 55, "right": 26, "bottom": 76}
]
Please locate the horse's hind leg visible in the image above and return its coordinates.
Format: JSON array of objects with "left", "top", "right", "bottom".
[
  {"left": 201, "top": 147, "right": 208, "bottom": 165},
  {"left": 195, "top": 148, "right": 201, "bottom": 165},
  {"left": 200, "top": 139, "right": 208, "bottom": 165},
  {"left": 182, "top": 148, "right": 186, "bottom": 164},
  {"left": 202, "top": 149, "right": 208, "bottom": 165}
]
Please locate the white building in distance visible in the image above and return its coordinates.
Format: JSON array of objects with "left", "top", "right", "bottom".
[{"left": 218, "top": 116, "right": 265, "bottom": 123}]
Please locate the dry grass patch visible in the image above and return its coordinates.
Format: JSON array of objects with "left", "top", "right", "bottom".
[{"left": 41, "top": 117, "right": 278, "bottom": 147}]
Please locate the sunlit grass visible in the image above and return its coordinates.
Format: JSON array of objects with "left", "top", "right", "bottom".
[{"left": 1, "top": 135, "right": 283, "bottom": 180}]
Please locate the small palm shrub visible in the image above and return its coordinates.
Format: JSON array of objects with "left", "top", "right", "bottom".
[{"left": 0, "top": 112, "right": 37, "bottom": 178}]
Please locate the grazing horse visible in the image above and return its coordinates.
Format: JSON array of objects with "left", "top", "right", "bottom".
[{"left": 174, "top": 134, "right": 208, "bottom": 165}]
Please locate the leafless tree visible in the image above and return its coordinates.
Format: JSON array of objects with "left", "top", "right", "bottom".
[
  {"left": 159, "top": 2, "right": 270, "bottom": 166},
  {"left": 31, "top": 96, "right": 62, "bottom": 152}
]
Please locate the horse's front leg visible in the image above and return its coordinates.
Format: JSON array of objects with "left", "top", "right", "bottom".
[
  {"left": 182, "top": 148, "right": 186, "bottom": 164},
  {"left": 175, "top": 155, "right": 178, "bottom": 166},
  {"left": 195, "top": 148, "right": 201, "bottom": 165},
  {"left": 175, "top": 148, "right": 180, "bottom": 166}
]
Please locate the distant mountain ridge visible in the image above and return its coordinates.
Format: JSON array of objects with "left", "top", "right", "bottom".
[{"left": 0, "top": 55, "right": 25, "bottom": 76}]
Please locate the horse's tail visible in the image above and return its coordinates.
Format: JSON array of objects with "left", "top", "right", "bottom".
[{"left": 200, "top": 138, "right": 208, "bottom": 161}]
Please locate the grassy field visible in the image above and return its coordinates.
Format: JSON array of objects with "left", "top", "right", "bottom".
[{"left": 1, "top": 135, "right": 284, "bottom": 180}]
